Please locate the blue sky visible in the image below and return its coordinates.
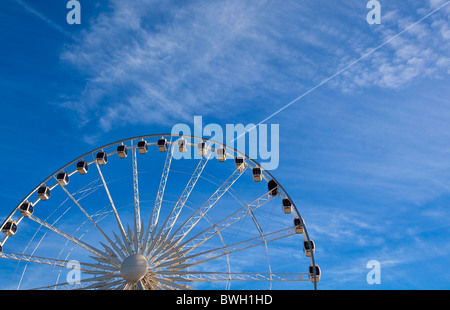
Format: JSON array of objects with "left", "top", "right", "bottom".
[{"left": 1, "top": 0, "right": 450, "bottom": 289}]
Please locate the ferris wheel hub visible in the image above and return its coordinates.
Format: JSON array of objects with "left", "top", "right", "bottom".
[{"left": 120, "top": 254, "right": 148, "bottom": 282}]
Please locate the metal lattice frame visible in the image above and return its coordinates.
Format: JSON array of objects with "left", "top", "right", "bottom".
[{"left": 0, "top": 134, "right": 318, "bottom": 290}]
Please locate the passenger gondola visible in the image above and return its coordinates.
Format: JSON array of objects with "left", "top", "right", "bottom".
[
  {"left": 216, "top": 147, "right": 226, "bottom": 162},
  {"left": 252, "top": 167, "right": 262, "bottom": 182},
  {"left": 137, "top": 140, "right": 148, "bottom": 154},
  {"left": 19, "top": 201, "right": 34, "bottom": 217},
  {"left": 178, "top": 138, "right": 187, "bottom": 153},
  {"left": 303, "top": 240, "right": 315, "bottom": 257},
  {"left": 282, "top": 198, "right": 292, "bottom": 214},
  {"left": 2, "top": 220, "right": 17, "bottom": 237},
  {"left": 157, "top": 138, "right": 167, "bottom": 152},
  {"left": 37, "top": 185, "right": 51, "bottom": 201},
  {"left": 198, "top": 142, "right": 208, "bottom": 157},
  {"left": 235, "top": 157, "right": 245, "bottom": 171},
  {"left": 76, "top": 160, "right": 89, "bottom": 175},
  {"left": 117, "top": 144, "right": 128, "bottom": 158},
  {"left": 309, "top": 265, "right": 321, "bottom": 283},
  {"left": 56, "top": 172, "right": 70, "bottom": 186},
  {"left": 96, "top": 151, "right": 108, "bottom": 165},
  {"left": 294, "top": 217, "right": 303, "bottom": 234},
  {"left": 268, "top": 179, "right": 278, "bottom": 196}
]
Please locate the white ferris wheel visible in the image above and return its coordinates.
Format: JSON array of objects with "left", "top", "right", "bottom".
[{"left": 0, "top": 134, "right": 319, "bottom": 290}]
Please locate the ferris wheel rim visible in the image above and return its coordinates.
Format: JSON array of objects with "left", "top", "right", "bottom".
[{"left": 1, "top": 133, "right": 318, "bottom": 289}]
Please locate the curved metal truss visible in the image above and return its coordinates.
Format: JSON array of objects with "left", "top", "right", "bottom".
[{"left": 0, "top": 134, "right": 319, "bottom": 290}]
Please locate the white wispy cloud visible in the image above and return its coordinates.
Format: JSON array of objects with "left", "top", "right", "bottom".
[
  {"left": 59, "top": 0, "right": 450, "bottom": 136},
  {"left": 330, "top": 0, "right": 450, "bottom": 92},
  {"left": 55, "top": 1, "right": 342, "bottom": 132},
  {"left": 61, "top": 0, "right": 285, "bottom": 131},
  {"left": 10, "top": 0, "right": 72, "bottom": 38}
]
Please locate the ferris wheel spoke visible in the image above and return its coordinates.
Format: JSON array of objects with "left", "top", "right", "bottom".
[
  {"left": 130, "top": 141, "right": 141, "bottom": 254},
  {"left": 156, "top": 276, "right": 194, "bottom": 290},
  {"left": 34, "top": 274, "right": 121, "bottom": 290},
  {"left": 150, "top": 166, "right": 248, "bottom": 261},
  {"left": 0, "top": 251, "right": 113, "bottom": 274},
  {"left": 97, "top": 278, "right": 126, "bottom": 290},
  {"left": 84, "top": 269, "right": 120, "bottom": 277},
  {"left": 158, "top": 271, "right": 310, "bottom": 282},
  {"left": 80, "top": 277, "right": 122, "bottom": 290},
  {"left": 83, "top": 274, "right": 120, "bottom": 284},
  {"left": 13, "top": 201, "right": 116, "bottom": 290},
  {"left": 31, "top": 282, "right": 79, "bottom": 290},
  {"left": 70, "top": 178, "right": 103, "bottom": 205},
  {"left": 148, "top": 282, "right": 163, "bottom": 290},
  {"left": 99, "top": 282, "right": 124, "bottom": 290},
  {"left": 143, "top": 275, "right": 165, "bottom": 290},
  {"left": 137, "top": 279, "right": 148, "bottom": 290},
  {"left": 155, "top": 282, "right": 175, "bottom": 290},
  {"left": 142, "top": 140, "right": 174, "bottom": 255},
  {"left": 94, "top": 160, "right": 134, "bottom": 255},
  {"left": 146, "top": 148, "right": 213, "bottom": 258},
  {"left": 58, "top": 181, "right": 127, "bottom": 261},
  {"left": 27, "top": 214, "right": 121, "bottom": 267},
  {"left": 111, "top": 230, "right": 131, "bottom": 257},
  {"left": 152, "top": 191, "right": 274, "bottom": 267},
  {"left": 156, "top": 227, "right": 295, "bottom": 271},
  {"left": 115, "top": 282, "right": 127, "bottom": 290}
]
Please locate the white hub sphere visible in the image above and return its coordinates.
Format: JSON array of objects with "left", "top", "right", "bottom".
[{"left": 120, "top": 254, "right": 148, "bottom": 282}]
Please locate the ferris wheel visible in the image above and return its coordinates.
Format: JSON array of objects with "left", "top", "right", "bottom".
[{"left": 0, "top": 134, "right": 320, "bottom": 290}]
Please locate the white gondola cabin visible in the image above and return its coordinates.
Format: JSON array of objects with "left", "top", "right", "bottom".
[
  {"left": 19, "top": 201, "right": 34, "bottom": 217},
  {"left": 2, "top": 220, "right": 17, "bottom": 237},
  {"left": 76, "top": 160, "right": 89, "bottom": 175},
  {"left": 282, "top": 198, "right": 292, "bottom": 214},
  {"left": 157, "top": 138, "right": 167, "bottom": 152},
  {"left": 178, "top": 138, "right": 187, "bottom": 153},
  {"left": 235, "top": 157, "right": 245, "bottom": 171},
  {"left": 294, "top": 217, "right": 303, "bottom": 234},
  {"left": 309, "top": 265, "right": 321, "bottom": 283},
  {"left": 198, "top": 142, "right": 208, "bottom": 157},
  {"left": 117, "top": 144, "right": 128, "bottom": 159},
  {"left": 38, "top": 185, "right": 51, "bottom": 201},
  {"left": 268, "top": 180, "right": 278, "bottom": 196},
  {"left": 96, "top": 151, "right": 108, "bottom": 165},
  {"left": 137, "top": 140, "right": 148, "bottom": 154},
  {"left": 216, "top": 147, "right": 226, "bottom": 162},
  {"left": 303, "top": 240, "right": 315, "bottom": 257},
  {"left": 56, "top": 172, "right": 70, "bottom": 186},
  {"left": 252, "top": 167, "right": 262, "bottom": 182}
]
